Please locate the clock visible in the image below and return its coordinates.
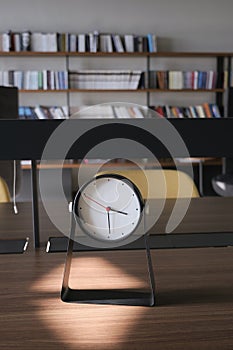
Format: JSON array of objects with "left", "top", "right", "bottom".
[
  {"left": 63, "top": 172, "right": 155, "bottom": 306},
  {"left": 73, "top": 173, "right": 144, "bottom": 243}
]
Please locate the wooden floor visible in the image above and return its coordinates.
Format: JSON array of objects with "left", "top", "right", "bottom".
[{"left": 1, "top": 246, "right": 233, "bottom": 349}]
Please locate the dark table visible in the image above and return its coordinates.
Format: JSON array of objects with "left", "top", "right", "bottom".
[{"left": 1, "top": 197, "right": 232, "bottom": 252}]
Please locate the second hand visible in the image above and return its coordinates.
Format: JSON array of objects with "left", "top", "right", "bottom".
[
  {"left": 84, "top": 194, "right": 128, "bottom": 215},
  {"left": 83, "top": 193, "right": 107, "bottom": 209}
]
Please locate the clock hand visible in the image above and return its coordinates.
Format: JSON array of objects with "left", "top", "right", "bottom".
[
  {"left": 107, "top": 207, "right": 128, "bottom": 215},
  {"left": 84, "top": 194, "right": 128, "bottom": 216},
  {"left": 107, "top": 211, "right": 111, "bottom": 234},
  {"left": 83, "top": 193, "right": 107, "bottom": 209}
]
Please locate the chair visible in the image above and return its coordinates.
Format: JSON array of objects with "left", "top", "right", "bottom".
[
  {"left": 0, "top": 176, "right": 11, "bottom": 202},
  {"left": 212, "top": 173, "right": 233, "bottom": 196},
  {"left": 97, "top": 168, "right": 200, "bottom": 199},
  {"left": 0, "top": 160, "right": 21, "bottom": 199},
  {"left": 0, "top": 173, "right": 29, "bottom": 254}
]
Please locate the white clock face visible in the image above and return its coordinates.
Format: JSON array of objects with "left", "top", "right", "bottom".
[{"left": 73, "top": 175, "right": 143, "bottom": 242}]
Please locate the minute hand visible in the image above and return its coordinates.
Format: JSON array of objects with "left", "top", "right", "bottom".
[{"left": 109, "top": 207, "right": 128, "bottom": 215}]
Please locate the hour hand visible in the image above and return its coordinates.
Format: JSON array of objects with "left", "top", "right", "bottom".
[{"left": 108, "top": 207, "right": 128, "bottom": 215}]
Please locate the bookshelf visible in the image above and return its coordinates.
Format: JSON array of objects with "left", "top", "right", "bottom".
[
  {"left": 0, "top": 48, "right": 228, "bottom": 176},
  {"left": 0, "top": 42, "right": 230, "bottom": 188},
  {"left": 147, "top": 52, "right": 226, "bottom": 118},
  {"left": 0, "top": 29, "right": 231, "bottom": 117},
  {"left": 0, "top": 49, "right": 229, "bottom": 119}
]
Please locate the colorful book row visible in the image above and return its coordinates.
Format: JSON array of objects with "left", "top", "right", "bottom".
[
  {"left": 18, "top": 105, "right": 147, "bottom": 119},
  {"left": 0, "top": 70, "right": 68, "bottom": 90},
  {"left": 0, "top": 69, "right": 226, "bottom": 91},
  {"left": 150, "top": 103, "right": 222, "bottom": 118},
  {"left": 141, "top": 70, "right": 221, "bottom": 89},
  {"left": 19, "top": 106, "right": 69, "bottom": 119},
  {"left": 0, "top": 31, "right": 157, "bottom": 53},
  {"left": 18, "top": 104, "right": 222, "bottom": 119}
]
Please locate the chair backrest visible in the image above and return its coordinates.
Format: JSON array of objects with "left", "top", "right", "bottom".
[
  {"left": 0, "top": 160, "right": 21, "bottom": 198},
  {"left": 0, "top": 176, "right": 11, "bottom": 202},
  {"left": 97, "top": 169, "right": 199, "bottom": 199}
]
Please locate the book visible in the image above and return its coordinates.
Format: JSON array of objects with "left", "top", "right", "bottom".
[
  {"left": 124, "top": 34, "right": 134, "bottom": 52},
  {"left": 112, "top": 34, "right": 124, "bottom": 52},
  {"left": 69, "top": 34, "right": 77, "bottom": 52},
  {"left": 210, "top": 104, "right": 221, "bottom": 118},
  {"left": 168, "top": 71, "right": 183, "bottom": 89},
  {"left": 135, "top": 35, "right": 143, "bottom": 52},
  {"left": 157, "top": 71, "right": 168, "bottom": 89},
  {"left": 195, "top": 105, "right": 206, "bottom": 118},
  {"left": 78, "top": 34, "right": 86, "bottom": 52},
  {"left": 203, "top": 102, "right": 213, "bottom": 118},
  {"left": 12, "top": 32, "right": 21, "bottom": 51},
  {"left": 99, "top": 34, "right": 113, "bottom": 52},
  {"left": 34, "top": 105, "right": 47, "bottom": 119},
  {"left": 57, "top": 33, "right": 66, "bottom": 51},
  {"left": 192, "top": 70, "right": 199, "bottom": 90},
  {"left": 0, "top": 32, "right": 11, "bottom": 51},
  {"left": 147, "top": 34, "right": 157, "bottom": 52}
]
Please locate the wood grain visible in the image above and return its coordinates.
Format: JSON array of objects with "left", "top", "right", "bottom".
[
  {"left": 0, "top": 197, "right": 233, "bottom": 246},
  {"left": 1, "top": 247, "right": 233, "bottom": 349}
]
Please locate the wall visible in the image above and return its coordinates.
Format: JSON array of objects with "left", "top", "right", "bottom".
[
  {"left": 1, "top": 0, "right": 233, "bottom": 51},
  {"left": 0, "top": 0, "right": 232, "bottom": 108},
  {"left": 1, "top": 0, "right": 229, "bottom": 199}
]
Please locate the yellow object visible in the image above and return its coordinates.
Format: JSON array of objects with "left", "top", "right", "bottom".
[
  {"left": 97, "top": 169, "right": 199, "bottom": 199},
  {"left": 0, "top": 176, "right": 11, "bottom": 202}
]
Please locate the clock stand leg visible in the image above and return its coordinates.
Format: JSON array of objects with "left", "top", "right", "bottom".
[
  {"left": 61, "top": 213, "right": 156, "bottom": 306},
  {"left": 61, "top": 213, "right": 75, "bottom": 302},
  {"left": 144, "top": 233, "right": 156, "bottom": 306}
]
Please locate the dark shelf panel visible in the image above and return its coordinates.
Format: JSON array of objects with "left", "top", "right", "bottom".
[{"left": 0, "top": 118, "right": 232, "bottom": 160}]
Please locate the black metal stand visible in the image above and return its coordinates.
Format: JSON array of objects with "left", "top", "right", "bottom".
[
  {"left": 61, "top": 213, "right": 156, "bottom": 306},
  {"left": 31, "top": 160, "right": 40, "bottom": 248}
]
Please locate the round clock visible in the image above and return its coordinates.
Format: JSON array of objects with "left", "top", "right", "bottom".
[{"left": 73, "top": 174, "right": 144, "bottom": 243}]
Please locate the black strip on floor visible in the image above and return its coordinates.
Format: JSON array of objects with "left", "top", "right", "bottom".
[
  {"left": 0, "top": 238, "right": 29, "bottom": 254},
  {"left": 46, "top": 233, "right": 233, "bottom": 253}
]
